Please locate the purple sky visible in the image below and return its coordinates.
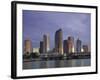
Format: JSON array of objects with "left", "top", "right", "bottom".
[{"left": 23, "top": 10, "right": 91, "bottom": 49}]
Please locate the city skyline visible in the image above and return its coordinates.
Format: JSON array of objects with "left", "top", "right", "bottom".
[
  {"left": 23, "top": 10, "right": 91, "bottom": 50},
  {"left": 24, "top": 28, "right": 89, "bottom": 54}
]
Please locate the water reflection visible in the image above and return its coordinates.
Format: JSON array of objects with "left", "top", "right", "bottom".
[{"left": 23, "top": 59, "right": 90, "bottom": 69}]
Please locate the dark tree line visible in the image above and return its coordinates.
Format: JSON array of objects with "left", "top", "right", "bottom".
[{"left": 23, "top": 52, "right": 39, "bottom": 59}]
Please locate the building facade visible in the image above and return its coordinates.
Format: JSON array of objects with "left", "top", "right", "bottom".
[
  {"left": 76, "top": 38, "right": 82, "bottom": 53},
  {"left": 63, "top": 40, "right": 68, "bottom": 53},
  {"left": 55, "top": 29, "right": 63, "bottom": 54},
  {"left": 40, "top": 41, "right": 44, "bottom": 53},
  {"left": 24, "top": 40, "right": 32, "bottom": 55},
  {"left": 33, "top": 48, "right": 39, "bottom": 53},
  {"left": 43, "top": 34, "right": 50, "bottom": 53},
  {"left": 83, "top": 45, "right": 88, "bottom": 53},
  {"left": 67, "top": 36, "right": 74, "bottom": 53}
]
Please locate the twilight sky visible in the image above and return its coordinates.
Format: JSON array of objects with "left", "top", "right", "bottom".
[{"left": 23, "top": 10, "right": 91, "bottom": 50}]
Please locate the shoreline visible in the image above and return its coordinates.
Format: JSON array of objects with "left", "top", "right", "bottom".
[{"left": 23, "top": 56, "right": 91, "bottom": 62}]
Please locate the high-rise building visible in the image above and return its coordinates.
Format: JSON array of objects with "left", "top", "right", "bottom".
[
  {"left": 67, "top": 36, "right": 74, "bottom": 53},
  {"left": 83, "top": 45, "right": 88, "bottom": 53},
  {"left": 40, "top": 41, "right": 44, "bottom": 53},
  {"left": 76, "top": 38, "right": 82, "bottom": 53},
  {"left": 24, "top": 40, "right": 32, "bottom": 55},
  {"left": 43, "top": 34, "right": 50, "bottom": 53},
  {"left": 55, "top": 29, "right": 63, "bottom": 54},
  {"left": 63, "top": 40, "right": 68, "bottom": 53}
]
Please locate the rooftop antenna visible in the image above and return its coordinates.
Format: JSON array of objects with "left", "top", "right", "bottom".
[{"left": 77, "top": 30, "right": 82, "bottom": 40}]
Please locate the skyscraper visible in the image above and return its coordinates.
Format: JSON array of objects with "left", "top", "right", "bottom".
[
  {"left": 24, "top": 40, "right": 32, "bottom": 55},
  {"left": 76, "top": 38, "right": 82, "bottom": 53},
  {"left": 55, "top": 29, "right": 63, "bottom": 54},
  {"left": 63, "top": 40, "right": 68, "bottom": 53},
  {"left": 67, "top": 36, "right": 74, "bottom": 53},
  {"left": 40, "top": 41, "right": 44, "bottom": 53},
  {"left": 43, "top": 34, "right": 50, "bottom": 53},
  {"left": 83, "top": 45, "right": 88, "bottom": 53}
]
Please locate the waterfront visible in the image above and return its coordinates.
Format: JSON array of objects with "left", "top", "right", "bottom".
[{"left": 23, "top": 58, "right": 90, "bottom": 69}]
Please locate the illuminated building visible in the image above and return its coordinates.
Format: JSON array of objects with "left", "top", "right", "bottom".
[
  {"left": 24, "top": 40, "right": 32, "bottom": 55},
  {"left": 83, "top": 45, "right": 88, "bottom": 53},
  {"left": 33, "top": 48, "right": 39, "bottom": 53}
]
